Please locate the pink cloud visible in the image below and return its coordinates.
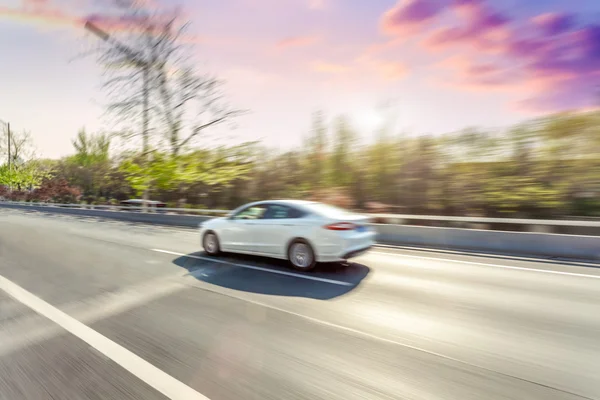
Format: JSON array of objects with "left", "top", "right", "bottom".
[
  {"left": 23, "top": 0, "right": 51, "bottom": 7},
  {"left": 0, "top": 3, "right": 82, "bottom": 29},
  {"left": 423, "top": 0, "right": 509, "bottom": 51},
  {"left": 452, "top": 0, "right": 484, "bottom": 20},
  {"left": 353, "top": 52, "right": 411, "bottom": 82},
  {"left": 84, "top": 8, "right": 183, "bottom": 33},
  {"left": 380, "top": 0, "right": 445, "bottom": 36},
  {"left": 275, "top": 35, "right": 319, "bottom": 49},
  {"left": 378, "top": 0, "right": 600, "bottom": 112},
  {"left": 436, "top": 56, "right": 521, "bottom": 92},
  {"left": 311, "top": 61, "right": 349, "bottom": 74},
  {"left": 0, "top": 0, "right": 184, "bottom": 35},
  {"left": 375, "top": 61, "right": 409, "bottom": 81}
]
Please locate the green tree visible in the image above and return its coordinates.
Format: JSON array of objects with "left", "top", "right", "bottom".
[
  {"left": 304, "top": 111, "right": 328, "bottom": 193},
  {"left": 59, "top": 129, "right": 112, "bottom": 200},
  {"left": 330, "top": 115, "right": 355, "bottom": 188}
]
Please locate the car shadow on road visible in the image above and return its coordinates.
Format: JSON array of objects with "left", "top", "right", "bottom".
[{"left": 172, "top": 252, "right": 371, "bottom": 300}]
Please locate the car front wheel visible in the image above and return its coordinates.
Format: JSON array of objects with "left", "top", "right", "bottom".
[
  {"left": 203, "top": 232, "right": 220, "bottom": 256},
  {"left": 288, "top": 240, "right": 316, "bottom": 271}
]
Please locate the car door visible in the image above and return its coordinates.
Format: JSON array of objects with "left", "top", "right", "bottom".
[
  {"left": 254, "top": 204, "right": 307, "bottom": 257},
  {"left": 219, "top": 204, "right": 268, "bottom": 253}
]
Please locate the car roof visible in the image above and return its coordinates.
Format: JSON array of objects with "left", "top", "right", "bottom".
[
  {"left": 269, "top": 199, "right": 317, "bottom": 205},
  {"left": 237, "top": 199, "right": 317, "bottom": 209}
]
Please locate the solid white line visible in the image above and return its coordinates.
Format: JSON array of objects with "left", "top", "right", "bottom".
[
  {"left": 0, "top": 273, "right": 187, "bottom": 358},
  {"left": 370, "top": 251, "right": 600, "bottom": 279},
  {"left": 374, "top": 243, "right": 600, "bottom": 266},
  {"left": 0, "top": 274, "right": 210, "bottom": 400},
  {"left": 168, "top": 276, "right": 587, "bottom": 398},
  {"left": 152, "top": 249, "right": 353, "bottom": 287}
]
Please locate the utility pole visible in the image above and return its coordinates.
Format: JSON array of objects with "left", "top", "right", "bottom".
[
  {"left": 85, "top": 20, "right": 152, "bottom": 211},
  {"left": 7, "top": 122, "right": 10, "bottom": 192},
  {"left": 142, "top": 68, "right": 150, "bottom": 155}
]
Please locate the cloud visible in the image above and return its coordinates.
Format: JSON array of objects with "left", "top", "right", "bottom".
[
  {"left": 23, "top": 0, "right": 51, "bottom": 7},
  {"left": 514, "top": 24, "right": 600, "bottom": 111},
  {"left": 435, "top": 55, "right": 521, "bottom": 92},
  {"left": 311, "top": 61, "right": 349, "bottom": 73},
  {"left": 275, "top": 35, "right": 319, "bottom": 49},
  {"left": 531, "top": 12, "right": 575, "bottom": 36},
  {"left": 0, "top": 0, "right": 182, "bottom": 34},
  {"left": 423, "top": 0, "right": 509, "bottom": 51},
  {"left": 357, "top": 54, "right": 409, "bottom": 81},
  {"left": 380, "top": 0, "right": 444, "bottom": 36},
  {"left": 85, "top": 13, "right": 155, "bottom": 32},
  {"left": 374, "top": 61, "right": 409, "bottom": 81},
  {"left": 0, "top": 3, "right": 81, "bottom": 29},
  {"left": 378, "top": 0, "right": 600, "bottom": 112}
]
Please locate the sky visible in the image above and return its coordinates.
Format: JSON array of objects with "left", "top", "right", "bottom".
[{"left": 1, "top": 0, "right": 599, "bottom": 158}]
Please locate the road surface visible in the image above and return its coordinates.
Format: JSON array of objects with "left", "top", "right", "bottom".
[{"left": 0, "top": 207, "right": 599, "bottom": 400}]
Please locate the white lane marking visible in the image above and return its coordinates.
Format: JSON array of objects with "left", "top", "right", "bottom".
[
  {"left": 152, "top": 249, "right": 353, "bottom": 287},
  {"left": 370, "top": 251, "right": 600, "bottom": 279},
  {"left": 374, "top": 244, "right": 600, "bottom": 267},
  {"left": 0, "top": 274, "right": 210, "bottom": 400},
  {"left": 170, "top": 276, "right": 589, "bottom": 398},
  {"left": 0, "top": 273, "right": 186, "bottom": 358}
]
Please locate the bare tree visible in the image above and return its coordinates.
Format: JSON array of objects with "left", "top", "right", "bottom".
[
  {"left": 87, "top": 0, "right": 244, "bottom": 157},
  {"left": 156, "top": 62, "right": 245, "bottom": 157},
  {"left": 0, "top": 128, "right": 35, "bottom": 167}
]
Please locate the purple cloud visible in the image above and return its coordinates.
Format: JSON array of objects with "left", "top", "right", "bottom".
[
  {"left": 525, "top": 25, "right": 600, "bottom": 77},
  {"left": 452, "top": 0, "right": 483, "bottom": 5},
  {"left": 381, "top": 0, "right": 446, "bottom": 35},
  {"left": 532, "top": 12, "right": 575, "bottom": 36},
  {"left": 425, "top": 0, "right": 509, "bottom": 50},
  {"left": 376, "top": 0, "right": 600, "bottom": 112},
  {"left": 491, "top": 21, "right": 600, "bottom": 111}
]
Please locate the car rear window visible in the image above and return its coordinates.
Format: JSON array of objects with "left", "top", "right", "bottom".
[{"left": 303, "top": 203, "right": 352, "bottom": 218}]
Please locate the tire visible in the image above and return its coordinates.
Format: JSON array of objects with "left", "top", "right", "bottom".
[
  {"left": 203, "top": 231, "right": 221, "bottom": 256},
  {"left": 288, "top": 239, "right": 317, "bottom": 271}
]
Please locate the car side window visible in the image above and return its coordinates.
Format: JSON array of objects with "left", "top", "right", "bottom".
[
  {"left": 263, "top": 205, "right": 305, "bottom": 219},
  {"left": 232, "top": 205, "right": 267, "bottom": 220},
  {"left": 287, "top": 206, "right": 306, "bottom": 219}
]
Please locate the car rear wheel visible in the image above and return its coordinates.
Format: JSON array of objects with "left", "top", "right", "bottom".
[
  {"left": 203, "top": 232, "right": 220, "bottom": 256},
  {"left": 288, "top": 240, "right": 316, "bottom": 271}
]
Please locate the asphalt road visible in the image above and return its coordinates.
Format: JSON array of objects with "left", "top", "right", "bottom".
[{"left": 0, "top": 208, "right": 599, "bottom": 400}]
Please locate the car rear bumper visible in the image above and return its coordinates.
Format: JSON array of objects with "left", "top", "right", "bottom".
[{"left": 316, "top": 230, "right": 376, "bottom": 262}]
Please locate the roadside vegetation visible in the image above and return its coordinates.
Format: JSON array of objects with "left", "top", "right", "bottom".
[
  {"left": 2, "top": 110, "right": 600, "bottom": 218},
  {"left": 1, "top": 1, "right": 599, "bottom": 218}
]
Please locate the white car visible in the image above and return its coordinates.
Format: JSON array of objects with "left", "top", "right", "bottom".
[{"left": 199, "top": 200, "right": 376, "bottom": 271}]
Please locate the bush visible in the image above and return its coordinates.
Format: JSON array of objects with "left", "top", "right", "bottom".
[{"left": 29, "top": 178, "right": 81, "bottom": 204}]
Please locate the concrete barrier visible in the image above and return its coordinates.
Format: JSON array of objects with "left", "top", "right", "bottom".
[
  {"left": 0, "top": 202, "right": 212, "bottom": 228},
  {"left": 2, "top": 202, "right": 599, "bottom": 260},
  {"left": 376, "top": 224, "right": 600, "bottom": 260}
]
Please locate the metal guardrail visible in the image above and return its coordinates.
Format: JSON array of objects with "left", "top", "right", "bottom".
[
  {"left": 2, "top": 201, "right": 598, "bottom": 259},
  {"left": 370, "top": 214, "right": 600, "bottom": 227},
  {"left": 2, "top": 201, "right": 230, "bottom": 215},
  {"left": 3, "top": 201, "right": 600, "bottom": 228}
]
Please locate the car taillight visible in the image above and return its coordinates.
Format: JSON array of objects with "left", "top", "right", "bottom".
[{"left": 324, "top": 222, "right": 357, "bottom": 231}]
